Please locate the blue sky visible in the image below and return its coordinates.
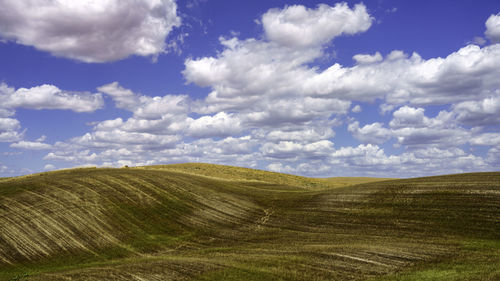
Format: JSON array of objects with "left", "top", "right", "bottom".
[{"left": 0, "top": 0, "right": 499, "bottom": 177}]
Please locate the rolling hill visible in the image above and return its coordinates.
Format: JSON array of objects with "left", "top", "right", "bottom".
[{"left": 0, "top": 164, "right": 498, "bottom": 280}]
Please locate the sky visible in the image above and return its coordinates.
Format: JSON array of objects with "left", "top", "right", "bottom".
[{"left": 0, "top": 0, "right": 499, "bottom": 178}]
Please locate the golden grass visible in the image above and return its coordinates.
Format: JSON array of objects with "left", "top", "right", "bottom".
[{"left": 140, "top": 163, "right": 392, "bottom": 188}]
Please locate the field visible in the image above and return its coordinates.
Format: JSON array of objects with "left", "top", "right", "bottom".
[{"left": 0, "top": 163, "right": 498, "bottom": 280}]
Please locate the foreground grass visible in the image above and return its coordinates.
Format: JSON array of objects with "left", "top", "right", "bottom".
[
  {"left": 374, "top": 239, "right": 500, "bottom": 281},
  {"left": 0, "top": 164, "right": 498, "bottom": 280}
]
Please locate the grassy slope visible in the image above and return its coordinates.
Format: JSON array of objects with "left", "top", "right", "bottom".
[
  {"left": 141, "top": 163, "right": 390, "bottom": 188},
  {"left": 0, "top": 164, "right": 498, "bottom": 280}
]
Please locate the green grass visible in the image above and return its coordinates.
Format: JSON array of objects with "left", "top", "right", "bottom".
[
  {"left": 0, "top": 164, "right": 498, "bottom": 280},
  {"left": 374, "top": 239, "right": 500, "bottom": 281}
]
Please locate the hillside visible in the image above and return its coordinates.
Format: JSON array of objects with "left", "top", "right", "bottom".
[
  {"left": 0, "top": 164, "right": 498, "bottom": 280},
  {"left": 140, "top": 163, "right": 392, "bottom": 188}
]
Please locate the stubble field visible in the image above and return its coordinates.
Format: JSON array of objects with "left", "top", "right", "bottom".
[{"left": 0, "top": 163, "right": 498, "bottom": 280}]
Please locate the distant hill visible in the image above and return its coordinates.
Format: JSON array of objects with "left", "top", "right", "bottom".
[
  {"left": 141, "top": 163, "right": 393, "bottom": 188},
  {"left": 0, "top": 164, "right": 498, "bottom": 280}
]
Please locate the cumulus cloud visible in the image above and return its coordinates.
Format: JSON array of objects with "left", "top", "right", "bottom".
[
  {"left": 1, "top": 83, "right": 103, "bottom": 112},
  {"left": 44, "top": 164, "right": 56, "bottom": 171},
  {"left": 0, "top": 163, "right": 8, "bottom": 173},
  {"left": 389, "top": 106, "right": 469, "bottom": 148},
  {"left": 452, "top": 95, "right": 500, "bottom": 126},
  {"left": 485, "top": 13, "right": 500, "bottom": 43},
  {"left": 187, "top": 112, "right": 242, "bottom": 138},
  {"left": 351, "top": 105, "right": 362, "bottom": 113},
  {"left": 353, "top": 52, "right": 382, "bottom": 64},
  {"left": 348, "top": 105, "right": 478, "bottom": 149},
  {"left": 10, "top": 140, "right": 52, "bottom": 150},
  {"left": 389, "top": 106, "right": 427, "bottom": 129},
  {"left": 348, "top": 121, "right": 392, "bottom": 144},
  {"left": 0, "top": 118, "right": 20, "bottom": 133},
  {"left": 327, "top": 145, "right": 488, "bottom": 177},
  {"left": 98, "top": 82, "right": 188, "bottom": 119},
  {"left": 0, "top": 82, "right": 103, "bottom": 144},
  {"left": 0, "top": 117, "right": 23, "bottom": 142},
  {"left": 486, "top": 147, "right": 500, "bottom": 166},
  {"left": 0, "top": 0, "right": 181, "bottom": 62},
  {"left": 469, "top": 133, "right": 500, "bottom": 146},
  {"left": 262, "top": 140, "right": 334, "bottom": 160},
  {"left": 184, "top": 37, "right": 321, "bottom": 101},
  {"left": 40, "top": 83, "right": 193, "bottom": 167},
  {"left": 94, "top": 82, "right": 191, "bottom": 145},
  {"left": 265, "top": 127, "right": 334, "bottom": 143},
  {"left": 73, "top": 130, "right": 180, "bottom": 150},
  {"left": 267, "top": 163, "right": 295, "bottom": 174},
  {"left": 305, "top": 44, "right": 500, "bottom": 105},
  {"left": 183, "top": 3, "right": 367, "bottom": 124},
  {"left": 21, "top": 3, "right": 499, "bottom": 178},
  {"left": 262, "top": 3, "right": 373, "bottom": 47},
  {"left": 97, "top": 82, "right": 139, "bottom": 111},
  {"left": 330, "top": 144, "right": 400, "bottom": 172},
  {"left": 183, "top": 33, "right": 500, "bottom": 113}
]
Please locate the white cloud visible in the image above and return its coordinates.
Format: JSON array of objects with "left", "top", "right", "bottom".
[
  {"left": 1, "top": 83, "right": 103, "bottom": 112},
  {"left": 184, "top": 37, "right": 321, "bottom": 101},
  {"left": 353, "top": 52, "right": 382, "bottom": 64},
  {"left": 98, "top": 82, "right": 188, "bottom": 119},
  {"left": 42, "top": 84, "right": 191, "bottom": 165},
  {"left": 452, "top": 95, "right": 500, "bottom": 126},
  {"left": 379, "top": 104, "right": 395, "bottom": 115},
  {"left": 397, "top": 147, "right": 488, "bottom": 176},
  {"left": 0, "top": 108, "right": 15, "bottom": 118},
  {"left": 331, "top": 144, "right": 399, "bottom": 168},
  {"left": 389, "top": 106, "right": 427, "bottom": 129},
  {"left": 261, "top": 140, "right": 334, "bottom": 160},
  {"left": 0, "top": 131, "right": 23, "bottom": 143},
  {"left": 0, "top": 163, "right": 8, "bottom": 173},
  {"left": 305, "top": 44, "right": 500, "bottom": 106},
  {"left": 486, "top": 147, "right": 500, "bottom": 165},
  {"left": 0, "top": 117, "right": 20, "bottom": 132},
  {"left": 243, "top": 98, "right": 350, "bottom": 127},
  {"left": 183, "top": 3, "right": 361, "bottom": 126},
  {"left": 327, "top": 145, "right": 489, "bottom": 177},
  {"left": 347, "top": 106, "right": 476, "bottom": 149},
  {"left": 303, "top": 140, "right": 335, "bottom": 159},
  {"left": 0, "top": 0, "right": 181, "bottom": 62},
  {"left": 393, "top": 127, "right": 469, "bottom": 148},
  {"left": 44, "top": 164, "right": 56, "bottom": 171},
  {"left": 348, "top": 121, "right": 392, "bottom": 144},
  {"left": 135, "top": 95, "right": 188, "bottom": 119},
  {"left": 389, "top": 106, "right": 469, "bottom": 148},
  {"left": 485, "top": 13, "right": 500, "bottom": 43},
  {"left": 261, "top": 141, "right": 303, "bottom": 159},
  {"left": 470, "top": 133, "right": 500, "bottom": 146},
  {"left": 262, "top": 3, "right": 373, "bottom": 47},
  {"left": 187, "top": 112, "right": 242, "bottom": 138},
  {"left": 351, "top": 105, "right": 362, "bottom": 113},
  {"left": 97, "top": 82, "right": 139, "bottom": 111},
  {"left": 0, "top": 117, "right": 23, "bottom": 142},
  {"left": 187, "top": 136, "right": 258, "bottom": 157},
  {"left": 44, "top": 150, "right": 99, "bottom": 163},
  {"left": 20, "top": 4, "right": 499, "bottom": 178},
  {"left": 10, "top": 141, "right": 52, "bottom": 150},
  {"left": 386, "top": 7, "right": 398, "bottom": 14},
  {"left": 265, "top": 127, "right": 334, "bottom": 143},
  {"left": 472, "top": 36, "right": 486, "bottom": 46},
  {"left": 267, "top": 163, "right": 295, "bottom": 174},
  {"left": 73, "top": 130, "right": 180, "bottom": 149}
]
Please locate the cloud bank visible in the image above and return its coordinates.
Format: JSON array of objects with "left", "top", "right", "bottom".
[{"left": 3, "top": 3, "right": 500, "bottom": 178}]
